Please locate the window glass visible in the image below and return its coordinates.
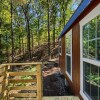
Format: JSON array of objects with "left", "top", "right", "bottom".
[
  {"left": 83, "top": 62, "right": 99, "bottom": 100},
  {"left": 91, "top": 64, "right": 99, "bottom": 100},
  {"left": 83, "top": 41, "right": 88, "bottom": 58},
  {"left": 89, "top": 40, "right": 96, "bottom": 59},
  {"left": 83, "top": 62, "right": 91, "bottom": 96},
  {"left": 97, "top": 15, "right": 100, "bottom": 38},
  {"left": 83, "top": 24, "right": 88, "bottom": 41},
  {"left": 97, "top": 39, "right": 100, "bottom": 60},
  {"left": 66, "top": 35, "right": 71, "bottom": 54},
  {"left": 82, "top": 14, "right": 100, "bottom": 100},
  {"left": 66, "top": 32, "right": 72, "bottom": 78},
  {"left": 83, "top": 14, "right": 100, "bottom": 60},
  {"left": 59, "top": 39, "right": 61, "bottom": 55},
  {"left": 89, "top": 19, "right": 96, "bottom": 40},
  {"left": 66, "top": 55, "right": 71, "bottom": 75}
]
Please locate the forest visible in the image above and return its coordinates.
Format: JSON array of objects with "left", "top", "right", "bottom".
[{"left": 0, "top": 0, "right": 80, "bottom": 63}]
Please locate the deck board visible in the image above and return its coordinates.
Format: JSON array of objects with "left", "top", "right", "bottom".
[{"left": 42, "top": 96, "right": 80, "bottom": 100}]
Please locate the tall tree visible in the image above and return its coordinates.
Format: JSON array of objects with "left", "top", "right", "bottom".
[
  {"left": 21, "top": 1, "right": 32, "bottom": 59},
  {"left": 11, "top": 0, "right": 14, "bottom": 62},
  {"left": 47, "top": 0, "right": 50, "bottom": 57}
]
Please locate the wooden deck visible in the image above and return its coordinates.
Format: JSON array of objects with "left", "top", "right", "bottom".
[
  {"left": 0, "top": 63, "right": 42, "bottom": 100},
  {"left": 43, "top": 96, "right": 80, "bottom": 100},
  {"left": 13, "top": 96, "right": 80, "bottom": 100},
  {"left": 0, "top": 63, "right": 80, "bottom": 100}
]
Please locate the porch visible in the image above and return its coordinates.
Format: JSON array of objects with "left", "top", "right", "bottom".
[{"left": 0, "top": 62, "right": 80, "bottom": 100}]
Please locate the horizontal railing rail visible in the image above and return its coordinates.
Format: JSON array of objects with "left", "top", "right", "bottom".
[{"left": 0, "top": 62, "right": 43, "bottom": 100}]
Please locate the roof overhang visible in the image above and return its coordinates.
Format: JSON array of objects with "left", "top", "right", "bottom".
[{"left": 58, "top": 0, "right": 92, "bottom": 39}]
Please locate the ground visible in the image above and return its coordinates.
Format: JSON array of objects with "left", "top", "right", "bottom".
[{"left": 42, "top": 60, "right": 73, "bottom": 96}]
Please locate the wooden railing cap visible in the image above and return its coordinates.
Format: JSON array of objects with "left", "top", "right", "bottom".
[{"left": 0, "top": 62, "right": 43, "bottom": 66}]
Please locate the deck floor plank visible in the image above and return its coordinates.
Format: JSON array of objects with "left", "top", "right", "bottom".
[{"left": 43, "top": 96, "right": 80, "bottom": 100}]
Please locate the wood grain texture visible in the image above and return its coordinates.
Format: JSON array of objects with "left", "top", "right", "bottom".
[
  {"left": 42, "top": 96, "right": 80, "bottom": 100},
  {"left": 10, "top": 86, "right": 37, "bottom": 90},
  {"left": 9, "top": 72, "right": 37, "bottom": 76},
  {"left": 72, "top": 23, "right": 80, "bottom": 95},
  {"left": 37, "top": 64, "right": 42, "bottom": 100},
  {"left": 9, "top": 79, "right": 37, "bottom": 83},
  {"left": 10, "top": 93, "right": 37, "bottom": 97}
]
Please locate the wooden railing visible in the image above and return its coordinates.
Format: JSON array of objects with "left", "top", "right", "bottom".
[{"left": 0, "top": 62, "right": 42, "bottom": 100}]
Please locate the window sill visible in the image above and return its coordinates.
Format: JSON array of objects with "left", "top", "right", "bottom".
[
  {"left": 66, "top": 71, "right": 72, "bottom": 82},
  {"left": 80, "top": 90, "right": 90, "bottom": 100}
]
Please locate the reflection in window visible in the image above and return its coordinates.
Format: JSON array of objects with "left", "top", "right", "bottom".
[
  {"left": 83, "top": 62, "right": 90, "bottom": 96},
  {"left": 83, "top": 41, "right": 88, "bottom": 58},
  {"left": 91, "top": 64, "right": 99, "bottom": 100},
  {"left": 83, "top": 24, "right": 88, "bottom": 41},
  {"left": 89, "top": 19, "right": 96, "bottom": 39},
  {"left": 97, "top": 40, "right": 100, "bottom": 60},
  {"left": 66, "top": 33, "right": 72, "bottom": 77},
  {"left": 89, "top": 40, "right": 96, "bottom": 59},
  {"left": 66, "top": 35, "right": 71, "bottom": 54},
  {"left": 66, "top": 55, "right": 71, "bottom": 75},
  {"left": 83, "top": 14, "right": 100, "bottom": 60},
  {"left": 59, "top": 39, "right": 62, "bottom": 55},
  {"left": 97, "top": 16, "right": 100, "bottom": 38},
  {"left": 83, "top": 62, "right": 99, "bottom": 100},
  {"left": 82, "top": 14, "right": 100, "bottom": 100}
]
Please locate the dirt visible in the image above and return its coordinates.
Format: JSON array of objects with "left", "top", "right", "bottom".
[
  {"left": 16, "top": 41, "right": 59, "bottom": 62},
  {"left": 42, "top": 60, "right": 73, "bottom": 96}
]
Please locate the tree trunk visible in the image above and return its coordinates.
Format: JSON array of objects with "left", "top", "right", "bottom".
[
  {"left": 18, "top": 34, "right": 21, "bottom": 54},
  {"left": 5, "top": 33, "right": 9, "bottom": 62},
  {"left": 38, "top": 18, "right": 40, "bottom": 46},
  {"left": 32, "top": 33, "right": 34, "bottom": 52},
  {"left": 11, "top": 0, "right": 14, "bottom": 62},
  {"left": 53, "top": 14, "right": 56, "bottom": 48},
  {"left": 26, "top": 18, "right": 31, "bottom": 59},
  {"left": 47, "top": 0, "right": 51, "bottom": 57},
  {"left": 22, "top": 37, "right": 24, "bottom": 55}
]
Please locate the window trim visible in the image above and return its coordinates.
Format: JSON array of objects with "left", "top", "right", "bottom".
[
  {"left": 80, "top": 4, "right": 100, "bottom": 100},
  {"left": 65, "top": 29, "right": 72, "bottom": 81},
  {"left": 59, "top": 38, "right": 62, "bottom": 56}
]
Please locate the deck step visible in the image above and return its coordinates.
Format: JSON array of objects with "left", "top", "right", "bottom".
[{"left": 42, "top": 96, "right": 80, "bottom": 100}]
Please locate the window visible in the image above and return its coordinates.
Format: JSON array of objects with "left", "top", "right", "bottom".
[
  {"left": 83, "top": 62, "right": 99, "bottom": 100},
  {"left": 66, "top": 30, "right": 72, "bottom": 80},
  {"left": 80, "top": 5, "right": 100, "bottom": 100},
  {"left": 59, "top": 39, "right": 62, "bottom": 55},
  {"left": 83, "top": 16, "right": 100, "bottom": 60}
]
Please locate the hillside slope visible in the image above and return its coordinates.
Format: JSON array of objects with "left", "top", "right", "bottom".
[{"left": 17, "top": 42, "right": 59, "bottom": 62}]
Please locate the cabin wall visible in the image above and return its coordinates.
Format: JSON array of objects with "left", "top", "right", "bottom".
[
  {"left": 59, "top": 24, "right": 81, "bottom": 97},
  {"left": 59, "top": 36, "right": 66, "bottom": 73}
]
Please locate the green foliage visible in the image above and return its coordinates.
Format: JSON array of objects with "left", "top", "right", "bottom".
[{"left": 0, "top": 0, "right": 78, "bottom": 62}]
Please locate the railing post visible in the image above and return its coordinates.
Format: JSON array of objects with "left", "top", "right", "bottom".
[
  {"left": 37, "top": 64, "right": 42, "bottom": 100},
  {"left": 0, "top": 65, "right": 8, "bottom": 100},
  {"left": 6, "top": 65, "right": 10, "bottom": 100},
  {"left": 3, "top": 65, "right": 9, "bottom": 100}
]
